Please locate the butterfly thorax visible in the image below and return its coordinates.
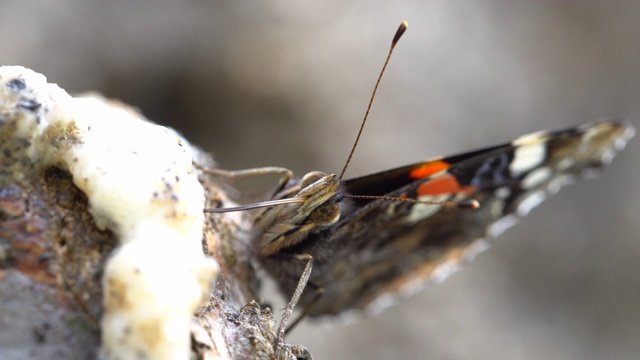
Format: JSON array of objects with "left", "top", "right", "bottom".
[{"left": 255, "top": 171, "right": 342, "bottom": 257}]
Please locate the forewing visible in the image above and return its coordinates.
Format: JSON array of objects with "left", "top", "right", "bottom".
[{"left": 297, "top": 120, "right": 634, "bottom": 316}]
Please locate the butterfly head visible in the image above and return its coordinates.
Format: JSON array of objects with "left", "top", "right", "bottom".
[{"left": 256, "top": 171, "right": 342, "bottom": 257}]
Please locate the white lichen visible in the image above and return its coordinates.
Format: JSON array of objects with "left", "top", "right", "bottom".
[{"left": 0, "top": 66, "right": 218, "bottom": 360}]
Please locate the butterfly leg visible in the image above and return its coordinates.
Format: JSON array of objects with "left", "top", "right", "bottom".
[
  {"left": 285, "top": 283, "right": 324, "bottom": 334},
  {"left": 274, "top": 253, "right": 313, "bottom": 358},
  {"left": 197, "top": 166, "right": 293, "bottom": 195}
]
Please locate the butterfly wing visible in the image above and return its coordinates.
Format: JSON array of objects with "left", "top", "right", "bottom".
[{"left": 262, "top": 120, "right": 634, "bottom": 317}]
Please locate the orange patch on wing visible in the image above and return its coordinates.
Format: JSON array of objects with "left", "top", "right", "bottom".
[
  {"left": 417, "top": 174, "right": 475, "bottom": 196},
  {"left": 409, "top": 160, "right": 450, "bottom": 179}
]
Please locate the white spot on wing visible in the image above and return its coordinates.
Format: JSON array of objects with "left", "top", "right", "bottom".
[
  {"left": 430, "top": 260, "right": 462, "bottom": 284},
  {"left": 425, "top": 238, "right": 492, "bottom": 284},
  {"left": 615, "top": 125, "right": 635, "bottom": 150},
  {"left": 509, "top": 142, "right": 546, "bottom": 175},
  {"left": 557, "top": 157, "right": 575, "bottom": 171},
  {"left": 516, "top": 190, "right": 547, "bottom": 216},
  {"left": 512, "top": 130, "right": 549, "bottom": 146},
  {"left": 495, "top": 186, "right": 511, "bottom": 199},
  {"left": 522, "top": 167, "right": 552, "bottom": 189},
  {"left": 600, "top": 148, "right": 615, "bottom": 164},
  {"left": 404, "top": 195, "right": 446, "bottom": 224},
  {"left": 548, "top": 174, "right": 576, "bottom": 194},
  {"left": 488, "top": 214, "right": 518, "bottom": 238}
]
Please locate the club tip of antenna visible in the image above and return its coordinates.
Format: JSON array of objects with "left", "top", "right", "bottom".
[
  {"left": 392, "top": 21, "right": 408, "bottom": 46},
  {"left": 457, "top": 199, "right": 480, "bottom": 209}
]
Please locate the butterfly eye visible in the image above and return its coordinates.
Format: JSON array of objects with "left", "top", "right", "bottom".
[{"left": 308, "top": 202, "right": 341, "bottom": 226}]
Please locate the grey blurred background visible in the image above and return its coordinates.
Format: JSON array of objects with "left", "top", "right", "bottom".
[{"left": 2, "top": 1, "right": 638, "bottom": 359}]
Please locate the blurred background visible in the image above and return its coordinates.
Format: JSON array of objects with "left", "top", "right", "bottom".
[{"left": 1, "top": 1, "right": 638, "bottom": 359}]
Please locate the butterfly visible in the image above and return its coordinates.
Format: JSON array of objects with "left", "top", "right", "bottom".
[
  {"left": 203, "top": 22, "right": 635, "bottom": 355},
  {"left": 250, "top": 118, "right": 633, "bottom": 318}
]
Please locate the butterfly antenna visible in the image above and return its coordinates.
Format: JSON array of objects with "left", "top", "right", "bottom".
[
  {"left": 342, "top": 194, "right": 480, "bottom": 209},
  {"left": 205, "top": 22, "right": 410, "bottom": 214},
  {"left": 337, "top": 21, "right": 408, "bottom": 182}
]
